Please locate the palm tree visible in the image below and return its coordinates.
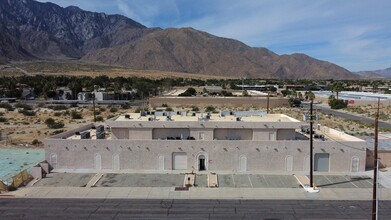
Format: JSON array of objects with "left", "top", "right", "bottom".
[
  {"left": 305, "top": 91, "right": 315, "bottom": 101},
  {"left": 331, "top": 82, "right": 343, "bottom": 100}
]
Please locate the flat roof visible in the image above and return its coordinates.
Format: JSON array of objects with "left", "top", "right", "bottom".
[{"left": 114, "top": 113, "right": 300, "bottom": 123}]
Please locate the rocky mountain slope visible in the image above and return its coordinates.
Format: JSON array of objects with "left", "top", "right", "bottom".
[
  {"left": 355, "top": 67, "right": 391, "bottom": 79},
  {"left": 0, "top": 0, "right": 155, "bottom": 61},
  {"left": 0, "top": 0, "right": 358, "bottom": 79}
]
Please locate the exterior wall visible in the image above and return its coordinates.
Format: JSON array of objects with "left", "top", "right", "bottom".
[
  {"left": 152, "top": 128, "right": 190, "bottom": 139},
  {"left": 253, "top": 129, "right": 276, "bottom": 140},
  {"left": 277, "top": 129, "right": 296, "bottom": 140},
  {"left": 111, "top": 128, "right": 129, "bottom": 139},
  {"left": 45, "top": 139, "right": 366, "bottom": 172},
  {"left": 149, "top": 97, "right": 290, "bottom": 108},
  {"left": 129, "top": 128, "right": 152, "bottom": 140},
  {"left": 189, "top": 128, "right": 214, "bottom": 140},
  {"left": 214, "top": 129, "right": 252, "bottom": 140},
  {"left": 366, "top": 150, "right": 391, "bottom": 169}
]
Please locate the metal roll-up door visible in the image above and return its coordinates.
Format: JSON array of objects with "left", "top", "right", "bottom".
[
  {"left": 172, "top": 153, "right": 187, "bottom": 170},
  {"left": 314, "top": 153, "right": 329, "bottom": 171}
]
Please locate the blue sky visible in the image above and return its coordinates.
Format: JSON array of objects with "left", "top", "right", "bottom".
[{"left": 37, "top": 0, "right": 391, "bottom": 72}]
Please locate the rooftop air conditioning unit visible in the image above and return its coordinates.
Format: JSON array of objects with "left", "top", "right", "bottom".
[
  {"left": 96, "top": 125, "right": 104, "bottom": 133},
  {"left": 148, "top": 117, "right": 154, "bottom": 121},
  {"left": 96, "top": 132, "right": 105, "bottom": 139},
  {"left": 140, "top": 112, "right": 147, "bottom": 117},
  {"left": 80, "top": 131, "right": 90, "bottom": 139},
  {"left": 125, "top": 114, "right": 130, "bottom": 119},
  {"left": 236, "top": 117, "right": 241, "bottom": 121}
]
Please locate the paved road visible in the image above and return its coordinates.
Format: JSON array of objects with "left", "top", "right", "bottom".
[
  {"left": 315, "top": 105, "right": 391, "bottom": 130},
  {"left": 1, "top": 198, "right": 390, "bottom": 219}
]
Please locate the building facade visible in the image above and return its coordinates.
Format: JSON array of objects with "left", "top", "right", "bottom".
[{"left": 45, "top": 111, "right": 366, "bottom": 173}]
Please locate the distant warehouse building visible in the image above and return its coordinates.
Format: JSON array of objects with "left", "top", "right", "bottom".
[{"left": 45, "top": 111, "right": 366, "bottom": 173}]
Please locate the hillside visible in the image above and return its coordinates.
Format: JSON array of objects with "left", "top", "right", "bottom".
[
  {"left": 0, "top": 0, "right": 358, "bottom": 79},
  {"left": 355, "top": 67, "right": 391, "bottom": 79}
]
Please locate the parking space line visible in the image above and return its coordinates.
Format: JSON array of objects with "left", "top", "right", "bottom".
[
  {"left": 232, "top": 174, "right": 236, "bottom": 187},
  {"left": 343, "top": 176, "right": 358, "bottom": 188},
  {"left": 247, "top": 174, "right": 253, "bottom": 188},
  {"left": 262, "top": 175, "right": 269, "bottom": 187},
  {"left": 324, "top": 175, "right": 334, "bottom": 185}
]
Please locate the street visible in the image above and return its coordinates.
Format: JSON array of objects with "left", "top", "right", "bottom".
[
  {"left": 1, "top": 198, "right": 391, "bottom": 219},
  {"left": 315, "top": 105, "right": 391, "bottom": 130}
]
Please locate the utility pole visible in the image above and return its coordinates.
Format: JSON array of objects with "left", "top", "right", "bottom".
[
  {"left": 372, "top": 97, "right": 380, "bottom": 220},
  {"left": 309, "top": 99, "right": 314, "bottom": 188},
  {"left": 266, "top": 92, "right": 270, "bottom": 114},
  {"left": 92, "top": 93, "right": 96, "bottom": 123}
]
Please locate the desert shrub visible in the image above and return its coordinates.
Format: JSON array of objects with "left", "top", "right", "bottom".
[
  {"left": 0, "top": 117, "right": 7, "bottom": 122},
  {"left": 45, "top": 118, "right": 64, "bottom": 129},
  {"left": 162, "top": 104, "right": 169, "bottom": 107},
  {"left": 110, "top": 107, "right": 118, "bottom": 113},
  {"left": 48, "top": 105, "right": 68, "bottom": 111},
  {"left": 95, "top": 116, "right": 104, "bottom": 122},
  {"left": 178, "top": 87, "right": 196, "bottom": 96},
  {"left": 121, "top": 103, "right": 131, "bottom": 109},
  {"left": 15, "top": 103, "right": 32, "bottom": 110},
  {"left": 53, "top": 112, "right": 62, "bottom": 117},
  {"left": 19, "top": 109, "right": 36, "bottom": 116},
  {"left": 165, "top": 107, "right": 173, "bottom": 111},
  {"left": 71, "top": 110, "right": 83, "bottom": 119},
  {"left": 0, "top": 103, "right": 14, "bottom": 111},
  {"left": 50, "top": 129, "right": 64, "bottom": 135},
  {"left": 191, "top": 106, "right": 200, "bottom": 112},
  {"left": 205, "top": 105, "right": 215, "bottom": 112},
  {"left": 32, "top": 139, "right": 40, "bottom": 145}
]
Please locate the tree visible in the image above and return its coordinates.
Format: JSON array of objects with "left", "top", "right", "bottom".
[
  {"left": 328, "top": 95, "right": 347, "bottom": 109},
  {"left": 305, "top": 91, "right": 315, "bottom": 101},
  {"left": 331, "top": 82, "right": 343, "bottom": 100},
  {"left": 178, "top": 87, "right": 196, "bottom": 96}
]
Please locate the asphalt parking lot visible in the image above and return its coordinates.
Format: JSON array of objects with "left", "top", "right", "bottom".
[
  {"left": 33, "top": 173, "right": 95, "bottom": 187},
  {"left": 33, "top": 173, "right": 376, "bottom": 189},
  {"left": 96, "top": 173, "right": 185, "bottom": 187}
]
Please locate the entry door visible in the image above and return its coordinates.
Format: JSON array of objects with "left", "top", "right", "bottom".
[
  {"left": 314, "top": 153, "right": 329, "bottom": 171},
  {"left": 172, "top": 153, "right": 187, "bottom": 170},
  {"left": 199, "top": 155, "right": 206, "bottom": 171}
]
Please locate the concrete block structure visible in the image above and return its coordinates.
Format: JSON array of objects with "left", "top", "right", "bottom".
[{"left": 45, "top": 111, "right": 367, "bottom": 173}]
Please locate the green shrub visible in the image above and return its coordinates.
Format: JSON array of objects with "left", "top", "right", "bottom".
[
  {"left": 50, "top": 129, "right": 64, "bottom": 135},
  {"left": 45, "top": 118, "right": 64, "bottom": 129},
  {"left": 96, "top": 116, "right": 104, "bottom": 122},
  {"left": 19, "top": 109, "right": 36, "bottom": 116},
  {"left": 0, "top": 103, "right": 14, "bottom": 111},
  {"left": 71, "top": 110, "right": 83, "bottom": 119},
  {"left": 191, "top": 106, "right": 200, "bottom": 112},
  {"left": 205, "top": 105, "right": 215, "bottom": 112},
  {"left": 15, "top": 103, "right": 32, "bottom": 110},
  {"left": 110, "top": 107, "right": 118, "bottom": 113},
  {"left": 53, "top": 112, "right": 62, "bottom": 117}
]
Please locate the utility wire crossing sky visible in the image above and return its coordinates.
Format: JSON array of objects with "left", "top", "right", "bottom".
[{"left": 37, "top": 0, "right": 391, "bottom": 72}]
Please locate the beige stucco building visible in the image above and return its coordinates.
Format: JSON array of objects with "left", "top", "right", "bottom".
[{"left": 45, "top": 111, "right": 367, "bottom": 173}]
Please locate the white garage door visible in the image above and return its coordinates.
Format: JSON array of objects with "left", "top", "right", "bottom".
[{"left": 172, "top": 153, "right": 187, "bottom": 170}]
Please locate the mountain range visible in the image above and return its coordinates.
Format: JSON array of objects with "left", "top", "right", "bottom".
[
  {"left": 355, "top": 67, "right": 391, "bottom": 79},
  {"left": 0, "top": 0, "right": 361, "bottom": 79}
]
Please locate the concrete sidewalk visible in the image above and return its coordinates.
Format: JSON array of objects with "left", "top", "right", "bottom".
[{"left": 6, "top": 186, "right": 391, "bottom": 200}]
